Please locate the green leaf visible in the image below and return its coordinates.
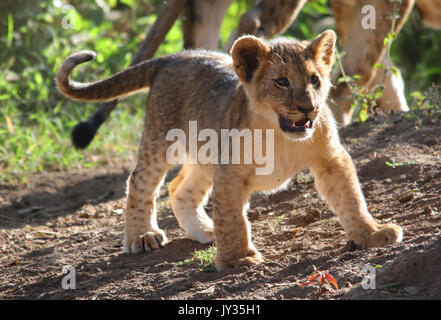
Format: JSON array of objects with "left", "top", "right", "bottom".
[
  {"left": 7, "top": 13, "right": 14, "bottom": 48},
  {"left": 372, "top": 63, "right": 384, "bottom": 69},
  {"left": 423, "top": 67, "right": 441, "bottom": 77},
  {"left": 389, "top": 67, "right": 399, "bottom": 77},
  {"left": 34, "top": 72, "right": 43, "bottom": 85},
  {"left": 358, "top": 108, "right": 368, "bottom": 122},
  {"left": 299, "top": 23, "right": 311, "bottom": 40},
  {"left": 106, "top": 0, "right": 118, "bottom": 8},
  {"left": 120, "top": 0, "right": 136, "bottom": 7},
  {"left": 383, "top": 32, "right": 395, "bottom": 47},
  {"left": 375, "top": 86, "right": 384, "bottom": 99}
]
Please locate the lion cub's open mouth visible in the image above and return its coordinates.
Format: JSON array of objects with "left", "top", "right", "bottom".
[{"left": 279, "top": 115, "right": 313, "bottom": 133}]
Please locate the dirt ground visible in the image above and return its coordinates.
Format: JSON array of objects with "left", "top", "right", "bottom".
[{"left": 1, "top": 110, "right": 441, "bottom": 300}]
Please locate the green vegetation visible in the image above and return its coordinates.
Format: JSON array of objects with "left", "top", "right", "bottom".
[
  {"left": 1, "top": 0, "right": 440, "bottom": 184},
  {"left": 335, "top": 0, "right": 440, "bottom": 122},
  {"left": 177, "top": 245, "right": 216, "bottom": 271},
  {"left": 271, "top": 213, "right": 287, "bottom": 229},
  {"left": 385, "top": 160, "right": 416, "bottom": 168}
]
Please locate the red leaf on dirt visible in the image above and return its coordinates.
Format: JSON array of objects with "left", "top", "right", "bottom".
[
  {"left": 298, "top": 271, "right": 338, "bottom": 291},
  {"left": 306, "top": 273, "right": 320, "bottom": 282},
  {"left": 298, "top": 273, "right": 320, "bottom": 287},
  {"left": 323, "top": 272, "right": 339, "bottom": 290},
  {"left": 9, "top": 259, "right": 19, "bottom": 266}
]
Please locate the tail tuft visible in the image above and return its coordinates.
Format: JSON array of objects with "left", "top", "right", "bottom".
[{"left": 71, "top": 120, "right": 98, "bottom": 149}]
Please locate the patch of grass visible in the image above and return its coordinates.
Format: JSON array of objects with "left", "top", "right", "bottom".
[
  {"left": 0, "top": 1, "right": 178, "bottom": 186},
  {"left": 368, "top": 121, "right": 387, "bottom": 129},
  {"left": 156, "top": 197, "right": 170, "bottom": 214},
  {"left": 296, "top": 171, "right": 313, "bottom": 185},
  {"left": 404, "top": 111, "right": 419, "bottom": 121},
  {"left": 410, "top": 84, "right": 441, "bottom": 111},
  {"left": 177, "top": 245, "right": 216, "bottom": 271},
  {"left": 385, "top": 160, "right": 416, "bottom": 168},
  {"left": 335, "top": 0, "right": 415, "bottom": 123},
  {"left": 271, "top": 214, "right": 287, "bottom": 229},
  {"left": 0, "top": 101, "right": 144, "bottom": 185}
]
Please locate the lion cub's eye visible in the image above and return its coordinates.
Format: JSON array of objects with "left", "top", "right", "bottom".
[
  {"left": 310, "top": 75, "right": 320, "bottom": 86},
  {"left": 274, "top": 77, "right": 290, "bottom": 88}
]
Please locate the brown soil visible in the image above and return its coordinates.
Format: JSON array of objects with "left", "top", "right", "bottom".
[{"left": 1, "top": 110, "right": 441, "bottom": 300}]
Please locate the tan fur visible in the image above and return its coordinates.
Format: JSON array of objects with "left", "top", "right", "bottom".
[
  {"left": 57, "top": 31, "right": 402, "bottom": 271},
  {"left": 183, "top": 0, "right": 234, "bottom": 50},
  {"left": 226, "top": 0, "right": 439, "bottom": 125},
  {"left": 329, "top": 0, "right": 415, "bottom": 124}
]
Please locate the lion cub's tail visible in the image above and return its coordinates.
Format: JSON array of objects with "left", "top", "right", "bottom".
[{"left": 56, "top": 51, "right": 160, "bottom": 102}]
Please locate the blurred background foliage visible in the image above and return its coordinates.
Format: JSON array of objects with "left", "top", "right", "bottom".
[{"left": 0, "top": 0, "right": 440, "bottom": 184}]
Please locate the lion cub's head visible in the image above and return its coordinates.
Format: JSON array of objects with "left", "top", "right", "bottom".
[{"left": 231, "top": 30, "right": 336, "bottom": 141}]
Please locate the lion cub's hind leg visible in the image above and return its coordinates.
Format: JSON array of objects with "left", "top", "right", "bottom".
[
  {"left": 169, "top": 164, "right": 215, "bottom": 244},
  {"left": 124, "top": 132, "right": 172, "bottom": 254}
]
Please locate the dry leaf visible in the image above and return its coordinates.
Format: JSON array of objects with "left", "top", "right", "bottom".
[{"left": 3, "top": 113, "right": 14, "bottom": 134}]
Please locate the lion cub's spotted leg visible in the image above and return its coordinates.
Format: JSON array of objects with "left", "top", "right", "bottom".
[
  {"left": 123, "top": 136, "right": 172, "bottom": 254},
  {"left": 211, "top": 168, "right": 262, "bottom": 271},
  {"left": 169, "top": 164, "right": 215, "bottom": 243},
  {"left": 310, "top": 145, "right": 403, "bottom": 249}
]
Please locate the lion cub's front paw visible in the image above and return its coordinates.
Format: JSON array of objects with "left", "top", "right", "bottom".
[
  {"left": 215, "top": 249, "right": 263, "bottom": 271},
  {"left": 123, "top": 228, "right": 168, "bottom": 253},
  {"left": 350, "top": 223, "right": 403, "bottom": 250},
  {"left": 365, "top": 223, "right": 403, "bottom": 248}
]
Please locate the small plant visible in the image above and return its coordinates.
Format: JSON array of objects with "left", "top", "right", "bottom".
[
  {"left": 296, "top": 171, "right": 313, "bottom": 185},
  {"left": 335, "top": 0, "right": 402, "bottom": 122},
  {"left": 335, "top": 52, "right": 385, "bottom": 123},
  {"left": 177, "top": 245, "right": 216, "bottom": 271},
  {"left": 424, "top": 84, "right": 441, "bottom": 110},
  {"left": 271, "top": 214, "right": 286, "bottom": 228},
  {"left": 385, "top": 160, "right": 415, "bottom": 168},
  {"left": 298, "top": 270, "right": 339, "bottom": 298},
  {"left": 411, "top": 84, "right": 441, "bottom": 111},
  {"left": 385, "top": 161, "right": 404, "bottom": 168}
]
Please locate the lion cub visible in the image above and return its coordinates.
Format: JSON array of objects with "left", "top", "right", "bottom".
[{"left": 57, "top": 30, "right": 402, "bottom": 270}]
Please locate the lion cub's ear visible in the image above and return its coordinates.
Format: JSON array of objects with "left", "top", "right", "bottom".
[
  {"left": 231, "top": 35, "right": 270, "bottom": 83},
  {"left": 309, "top": 30, "right": 336, "bottom": 75}
]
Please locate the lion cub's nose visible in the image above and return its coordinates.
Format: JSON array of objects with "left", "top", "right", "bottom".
[{"left": 297, "top": 105, "right": 314, "bottom": 115}]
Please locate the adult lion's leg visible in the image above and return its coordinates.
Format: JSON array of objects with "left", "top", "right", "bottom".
[
  {"left": 225, "top": 0, "right": 307, "bottom": 51},
  {"left": 331, "top": 0, "right": 357, "bottom": 41},
  {"left": 329, "top": 0, "right": 414, "bottom": 125},
  {"left": 368, "top": 55, "right": 409, "bottom": 112},
  {"left": 182, "top": 0, "right": 234, "bottom": 50},
  {"left": 416, "top": 0, "right": 441, "bottom": 29}
]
